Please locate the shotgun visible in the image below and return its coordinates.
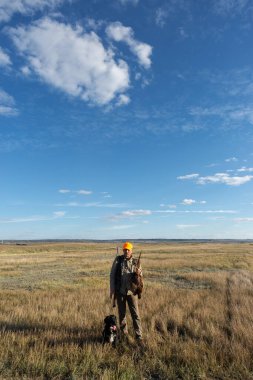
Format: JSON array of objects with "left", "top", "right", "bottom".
[{"left": 112, "top": 246, "right": 119, "bottom": 308}]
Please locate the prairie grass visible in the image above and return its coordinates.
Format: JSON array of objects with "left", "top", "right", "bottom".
[{"left": 0, "top": 242, "right": 253, "bottom": 379}]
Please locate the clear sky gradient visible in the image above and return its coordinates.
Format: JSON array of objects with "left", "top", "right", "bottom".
[{"left": 0, "top": 0, "right": 253, "bottom": 239}]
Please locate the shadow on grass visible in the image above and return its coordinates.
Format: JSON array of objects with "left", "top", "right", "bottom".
[{"left": 0, "top": 320, "right": 102, "bottom": 346}]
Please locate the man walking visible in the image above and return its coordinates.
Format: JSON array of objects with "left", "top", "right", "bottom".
[{"left": 110, "top": 242, "right": 143, "bottom": 342}]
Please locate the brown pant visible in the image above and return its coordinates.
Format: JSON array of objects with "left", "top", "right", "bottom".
[{"left": 116, "top": 293, "right": 142, "bottom": 339}]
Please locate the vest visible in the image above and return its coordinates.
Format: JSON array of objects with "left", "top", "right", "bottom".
[{"left": 115, "top": 255, "right": 138, "bottom": 294}]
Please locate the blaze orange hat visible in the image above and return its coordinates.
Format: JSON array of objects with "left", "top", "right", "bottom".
[{"left": 123, "top": 242, "right": 133, "bottom": 250}]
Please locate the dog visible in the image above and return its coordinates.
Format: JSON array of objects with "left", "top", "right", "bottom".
[{"left": 102, "top": 314, "right": 118, "bottom": 347}]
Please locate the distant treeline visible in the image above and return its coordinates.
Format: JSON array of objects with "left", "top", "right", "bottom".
[{"left": 1, "top": 238, "right": 253, "bottom": 245}]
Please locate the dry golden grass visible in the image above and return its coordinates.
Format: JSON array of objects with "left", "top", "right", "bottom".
[{"left": 0, "top": 242, "right": 253, "bottom": 379}]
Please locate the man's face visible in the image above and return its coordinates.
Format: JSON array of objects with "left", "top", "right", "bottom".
[{"left": 123, "top": 248, "right": 132, "bottom": 259}]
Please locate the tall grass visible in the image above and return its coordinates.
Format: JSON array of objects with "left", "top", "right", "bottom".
[{"left": 0, "top": 242, "right": 253, "bottom": 379}]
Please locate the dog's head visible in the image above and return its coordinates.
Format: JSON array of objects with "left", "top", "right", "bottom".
[{"left": 104, "top": 314, "right": 117, "bottom": 327}]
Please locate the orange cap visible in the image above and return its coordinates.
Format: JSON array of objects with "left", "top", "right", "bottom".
[{"left": 123, "top": 242, "right": 133, "bottom": 250}]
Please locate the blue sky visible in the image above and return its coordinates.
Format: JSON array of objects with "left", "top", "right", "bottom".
[{"left": 0, "top": 0, "right": 253, "bottom": 240}]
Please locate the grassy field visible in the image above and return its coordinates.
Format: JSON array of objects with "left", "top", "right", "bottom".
[{"left": 0, "top": 242, "right": 253, "bottom": 379}]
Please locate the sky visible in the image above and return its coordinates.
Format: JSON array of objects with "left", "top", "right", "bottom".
[{"left": 0, "top": 0, "right": 253, "bottom": 240}]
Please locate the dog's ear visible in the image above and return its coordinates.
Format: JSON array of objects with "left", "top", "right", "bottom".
[
  {"left": 111, "top": 315, "right": 117, "bottom": 324},
  {"left": 104, "top": 316, "right": 110, "bottom": 323}
]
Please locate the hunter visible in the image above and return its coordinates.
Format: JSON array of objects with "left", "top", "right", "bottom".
[{"left": 110, "top": 242, "right": 143, "bottom": 342}]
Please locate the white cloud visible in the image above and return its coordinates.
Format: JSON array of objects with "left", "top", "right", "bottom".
[
  {"left": 116, "top": 94, "right": 130, "bottom": 106},
  {"left": 59, "top": 189, "right": 92, "bottom": 195},
  {"left": 101, "top": 192, "right": 112, "bottom": 198},
  {"left": 106, "top": 21, "right": 152, "bottom": 69},
  {"left": 0, "top": 89, "right": 18, "bottom": 116},
  {"left": 9, "top": 18, "right": 130, "bottom": 106},
  {"left": 181, "top": 199, "right": 196, "bottom": 205},
  {"left": 237, "top": 167, "right": 253, "bottom": 172},
  {"left": 109, "top": 224, "right": 135, "bottom": 230},
  {"left": 21, "top": 66, "right": 31, "bottom": 76},
  {"left": 121, "top": 209, "right": 152, "bottom": 217},
  {"left": 225, "top": 157, "right": 238, "bottom": 162},
  {"left": 0, "top": 0, "right": 64, "bottom": 23},
  {"left": 111, "top": 209, "right": 152, "bottom": 219},
  {"left": 197, "top": 173, "right": 253, "bottom": 186},
  {"left": 0, "top": 47, "right": 11, "bottom": 66},
  {"left": 76, "top": 190, "right": 92, "bottom": 195},
  {"left": 177, "top": 173, "right": 199, "bottom": 180},
  {"left": 178, "top": 171, "right": 253, "bottom": 186},
  {"left": 181, "top": 199, "right": 206, "bottom": 206}
]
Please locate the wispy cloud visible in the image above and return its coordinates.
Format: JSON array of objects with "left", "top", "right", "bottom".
[
  {"left": 107, "top": 224, "right": 135, "bottom": 230},
  {"left": 157, "top": 209, "right": 236, "bottom": 214},
  {"left": 181, "top": 199, "right": 206, "bottom": 205},
  {"left": 155, "top": 7, "right": 168, "bottom": 28},
  {"left": 212, "top": 0, "right": 252, "bottom": 16},
  {"left": 225, "top": 157, "right": 238, "bottom": 162},
  {"left": 237, "top": 167, "right": 253, "bottom": 172},
  {"left": 118, "top": 0, "right": 139, "bottom": 5},
  {"left": 233, "top": 217, "right": 253, "bottom": 222},
  {"left": 160, "top": 204, "right": 177, "bottom": 209},
  {"left": 56, "top": 202, "right": 127, "bottom": 208},
  {"left": 0, "top": 211, "right": 69, "bottom": 224},
  {"left": 106, "top": 22, "right": 152, "bottom": 69},
  {"left": 59, "top": 189, "right": 92, "bottom": 195},
  {"left": 177, "top": 224, "right": 200, "bottom": 229},
  {"left": 76, "top": 190, "right": 92, "bottom": 195},
  {"left": 0, "top": 89, "right": 18, "bottom": 116},
  {"left": 110, "top": 209, "right": 152, "bottom": 220},
  {"left": 177, "top": 173, "right": 199, "bottom": 180},
  {"left": 178, "top": 172, "right": 253, "bottom": 186},
  {"left": 189, "top": 104, "right": 253, "bottom": 126},
  {"left": 0, "top": 0, "right": 65, "bottom": 23},
  {"left": 0, "top": 47, "right": 11, "bottom": 66},
  {"left": 53, "top": 211, "right": 66, "bottom": 218},
  {"left": 59, "top": 189, "right": 71, "bottom": 194}
]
